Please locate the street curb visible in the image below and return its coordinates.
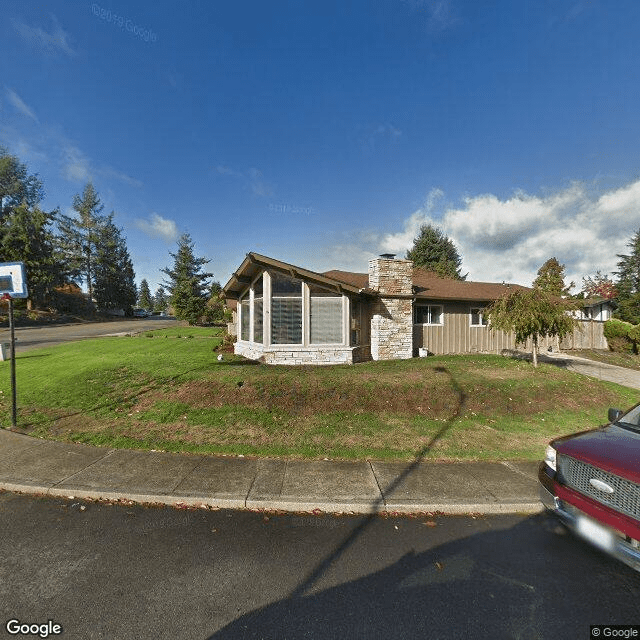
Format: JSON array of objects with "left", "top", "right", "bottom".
[{"left": 0, "top": 480, "right": 544, "bottom": 515}]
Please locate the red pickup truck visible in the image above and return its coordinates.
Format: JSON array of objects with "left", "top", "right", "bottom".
[{"left": 539, "top": 405, "right": 640, "bottom": 571}]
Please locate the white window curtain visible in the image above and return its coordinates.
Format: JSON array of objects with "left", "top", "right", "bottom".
[
  {"left": 271, "top": 273, "right": 302, "bottom": 344},
  {"left": 310, "top": 296, "right": 342, "bottom": 344},
  {"left": 240, "top": 297, "right": 250, "bottom": 341}
]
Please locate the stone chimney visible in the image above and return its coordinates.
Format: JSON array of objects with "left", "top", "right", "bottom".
[{"left": 368, "top": 255, "right": 413, "bottom": 360}]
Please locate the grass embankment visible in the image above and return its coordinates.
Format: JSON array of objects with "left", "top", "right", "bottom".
[
  {"left": 571, "top": 349, "right": 640, "bottom": 372},
  {"left": 2, "top": 329, "right": 637, "bottom": 461}
]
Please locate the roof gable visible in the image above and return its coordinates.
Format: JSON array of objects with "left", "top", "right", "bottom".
[{"left": 224, "top": 253, "right": 531, "bottom": 302}]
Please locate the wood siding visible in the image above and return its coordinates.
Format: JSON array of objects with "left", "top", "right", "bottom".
[
  {"left": 413, "top": 302, "right": 515, "bottom": 355},
  {"left": 412, "top": 303, "right": 608, "bottom": 355}
]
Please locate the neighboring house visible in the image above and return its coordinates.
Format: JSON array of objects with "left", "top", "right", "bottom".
[
  {"left": 577, "top": 298, "right": 614, "bottom": 322},
  {"left": 224, "top": 252, "right": 530, "bottom": 365},
  {"left": 559, "top": 297, "right": 615, "bottom": 350}
]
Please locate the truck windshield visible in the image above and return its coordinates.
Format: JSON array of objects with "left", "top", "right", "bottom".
[{"left": 617, "top": 404, "right": 640, "bottom": 430}]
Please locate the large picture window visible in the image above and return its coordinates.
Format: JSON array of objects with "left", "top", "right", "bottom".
[
  {"left": 310, "top": 284, "right": 342, "bottom": 344},
  {"left": 271, "top": 273, "right": 302, "bottom": 344},
  {"left": 414, "top": 305, "right": 443, "bottom": 325},
  {"left": 240, "top": 294, "right": 250, "bottom": 341},
  {"left": 253, "top": 275, "right": 263, "bottom": 343}
]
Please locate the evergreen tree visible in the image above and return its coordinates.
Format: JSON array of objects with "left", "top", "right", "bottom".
[
  {"left": 0, "top": 149, "right": 65, "bottom": 308},
  {"left": 614, "top": 229, "right": 640, "bottom": 324},
  {"left": 406, "top": 224, "right": 466, "bottom": 280},
  {"left": 153, "top": 285, "right": 168, "bottom": 313},
  {"left": 57, "top": 182, "right": 106, "bottom": 301},
  {"left": 138, "top": 278, "right": 153, "bottom": 311},
  {"left": 204, "top": 280, "right": 225, "bottom": 323},
  {"left": 92, "top": 215, "right": 137, "bottom": 314},
  {"left": 161, "top": 233, "right": 213, "bottom": 325},
  {"left": 0, "top": 147, "right": 44, "bottom": 220},
  {"left": 0, "top": 203, "right": 64, "bottom": 308},
  {"left": 532, "top": 257, "right": 574, "bottom": 296}
]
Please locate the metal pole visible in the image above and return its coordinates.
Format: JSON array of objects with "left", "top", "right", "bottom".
[{"left": 8, "top": 296, "right": 16, "bottom": 428}]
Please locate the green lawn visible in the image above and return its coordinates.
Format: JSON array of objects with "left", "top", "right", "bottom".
[{"left": 1, "top": 332, "right": 637, "bottom": 462}]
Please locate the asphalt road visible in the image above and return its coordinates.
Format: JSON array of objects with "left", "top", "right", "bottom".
[
  {"left": 0, "top": 493, "right": 638, "bottom": 640},
  {"left": 0, "top": 318, "right": 179, "bottom": 353}
]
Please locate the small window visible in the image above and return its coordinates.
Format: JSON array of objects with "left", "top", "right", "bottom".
[
  {"left": 470, "top": 307, "right": 488, "bottom": 326},
  {"left": 414, "top": 305, "right": 443, "bottom": 325}
]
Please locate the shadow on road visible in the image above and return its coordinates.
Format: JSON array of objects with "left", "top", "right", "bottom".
[
  {"left": 209, "top": 513, "right": 640, "bottom": 639},
  {"left": 282, "top": 365, "right": 466, "bottom": 602}
]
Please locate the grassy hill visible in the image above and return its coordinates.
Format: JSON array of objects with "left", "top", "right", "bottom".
[{"left": 2, "top": 329, "right": 636, "bottom": 461}]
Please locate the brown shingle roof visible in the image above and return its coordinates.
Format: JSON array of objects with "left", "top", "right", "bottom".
[{"left": 323, "top": 268, "right": 530, "bottom": 301}]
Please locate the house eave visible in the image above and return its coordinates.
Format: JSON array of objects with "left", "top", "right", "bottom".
[{"left": 223, "top": 252, "right": 363, "bottom": 298}]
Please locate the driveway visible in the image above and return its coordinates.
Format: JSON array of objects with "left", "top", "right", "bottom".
[
  {"left": 0, "top": 318, "right": 180, "bottom": 353},
  {"left": 541, "top": 351, "right": 640, "bottom": 391}
]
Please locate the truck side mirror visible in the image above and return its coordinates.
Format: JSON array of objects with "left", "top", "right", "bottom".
[{"left": 608, "top": 408, "right": 623, "bottom": 423}]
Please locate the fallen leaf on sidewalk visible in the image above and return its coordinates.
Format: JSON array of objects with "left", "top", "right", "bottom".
[{"left": 423, "top": 521, "right": 437, "bottom": 527}]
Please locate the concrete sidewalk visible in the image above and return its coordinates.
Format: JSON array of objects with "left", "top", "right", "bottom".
[{"left": 0, "top": 429, "right": 542, "bottom": 515}]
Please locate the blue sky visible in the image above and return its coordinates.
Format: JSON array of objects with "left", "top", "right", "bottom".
[{"left": 3, "top": 0, "right": 640, "bottom": 294}]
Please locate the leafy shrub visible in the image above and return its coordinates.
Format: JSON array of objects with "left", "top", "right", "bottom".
[{"left": 604, "top": 319, "right": 637, "bottom": 353}]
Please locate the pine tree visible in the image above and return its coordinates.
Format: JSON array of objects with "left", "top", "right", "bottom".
[
  {"left": 0, "top": 147, "right": 44, "bottom": 220},
  {"left": 0, "top": 149, "right": 65, "bottom": 308},
  {"left": 406, "top": 224, "right": 466, "bottom": 280},
  {"left": 57, "top": 182, "right": 106, "bottom": 301},
  {"left": 153, "top": 285, "right": 168, "bottom": 313},
  {"left": 532, "top": 257, "right": 574, "bottom": 296},
  {"left": 138, "top": 279, "right": 153, "bottom": 311},
  {"left": 0, "top": 203, "right": 64, "bottom": 309},
  {"left": 161, "top": 233, "right": 213, "bottom": 325},
  {"left": 614, "top": 229, "right": 640, "bottom": 324},
  {"left": 92, "top": 215, "right": 137, "bottom": 314}
]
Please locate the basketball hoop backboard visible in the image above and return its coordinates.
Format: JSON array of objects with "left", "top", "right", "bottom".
[{"left": 0, "top": 262, "right": 28, "bottom": 299}]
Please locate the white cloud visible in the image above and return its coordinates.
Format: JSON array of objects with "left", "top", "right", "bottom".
[
  {"left": 362, "top": 123, "right": 402, "bottom": 150},
  {"left": 380, "top": 188, "right": 444, "bottom": 253},
  {"left": 100, "top": 166, "right": 143, "bottom": 188},
  {"left": 5, "top": 88, "right": 38, "bottom": 123},
  {"left": 400, "top": 0, "right": 459, "bottom": 31},
  {"left": 215, "top": 164, "right": 274, "bottom": 197},
  {"left": 134, "top": 213, "right": 179, "bottom": 242},
  {"left": 61, "top": 145, "right": 91, "bottom": 182},
  {"left": 13, "top": 15, "right": 75, "bottom": 57},
  {"left": 379, "top": 180, "right": 640, "bottom": 290}
]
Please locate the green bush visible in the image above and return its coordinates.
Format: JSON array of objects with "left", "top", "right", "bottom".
[{"left": 604, "top": 319, "right": 637, "bottom": 353}]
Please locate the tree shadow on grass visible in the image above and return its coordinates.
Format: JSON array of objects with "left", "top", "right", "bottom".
[
  {"left": 269, "top": 365, "right": 466, "bottom": 605},
  {"left": 208, "top": 512, "right": 640, "bottom": 639}
]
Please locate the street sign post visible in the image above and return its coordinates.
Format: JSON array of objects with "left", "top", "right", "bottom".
[{"left": 0, "top": 262, "right": 28, "bottom": 428}]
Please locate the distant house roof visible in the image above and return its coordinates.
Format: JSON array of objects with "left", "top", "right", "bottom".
[
  {"left": 224, "top": 253, "right": 531, "bottom": 303},
  {"left": 580, "top": 297, "right": 616, "bottom": 308}
]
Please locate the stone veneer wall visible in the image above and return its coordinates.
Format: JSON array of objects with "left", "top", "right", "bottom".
[
  {"left": 368, "top": 257, "right": 414, "bottom": 360},
  {"left": 234, "top": 341, "right": 354, "bottom": 365}
]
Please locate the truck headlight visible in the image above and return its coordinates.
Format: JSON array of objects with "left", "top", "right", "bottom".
[{"left": 544, "top": 445, "right": 557, "bottom": 472}]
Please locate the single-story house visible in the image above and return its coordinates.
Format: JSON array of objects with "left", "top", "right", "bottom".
[
  {"left": 577, "top": 298, "right": 615, "bottom": 322},
  {"left": 224, "top": 252, "right": 546, "bottom": 365}
]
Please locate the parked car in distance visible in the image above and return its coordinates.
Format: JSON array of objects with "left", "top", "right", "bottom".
[
  {"left": 539, "top": 404, "right": 640, "bottom": 571},
  {"left": 133, "top": 308, "right": 149, "bottom": 317}
]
